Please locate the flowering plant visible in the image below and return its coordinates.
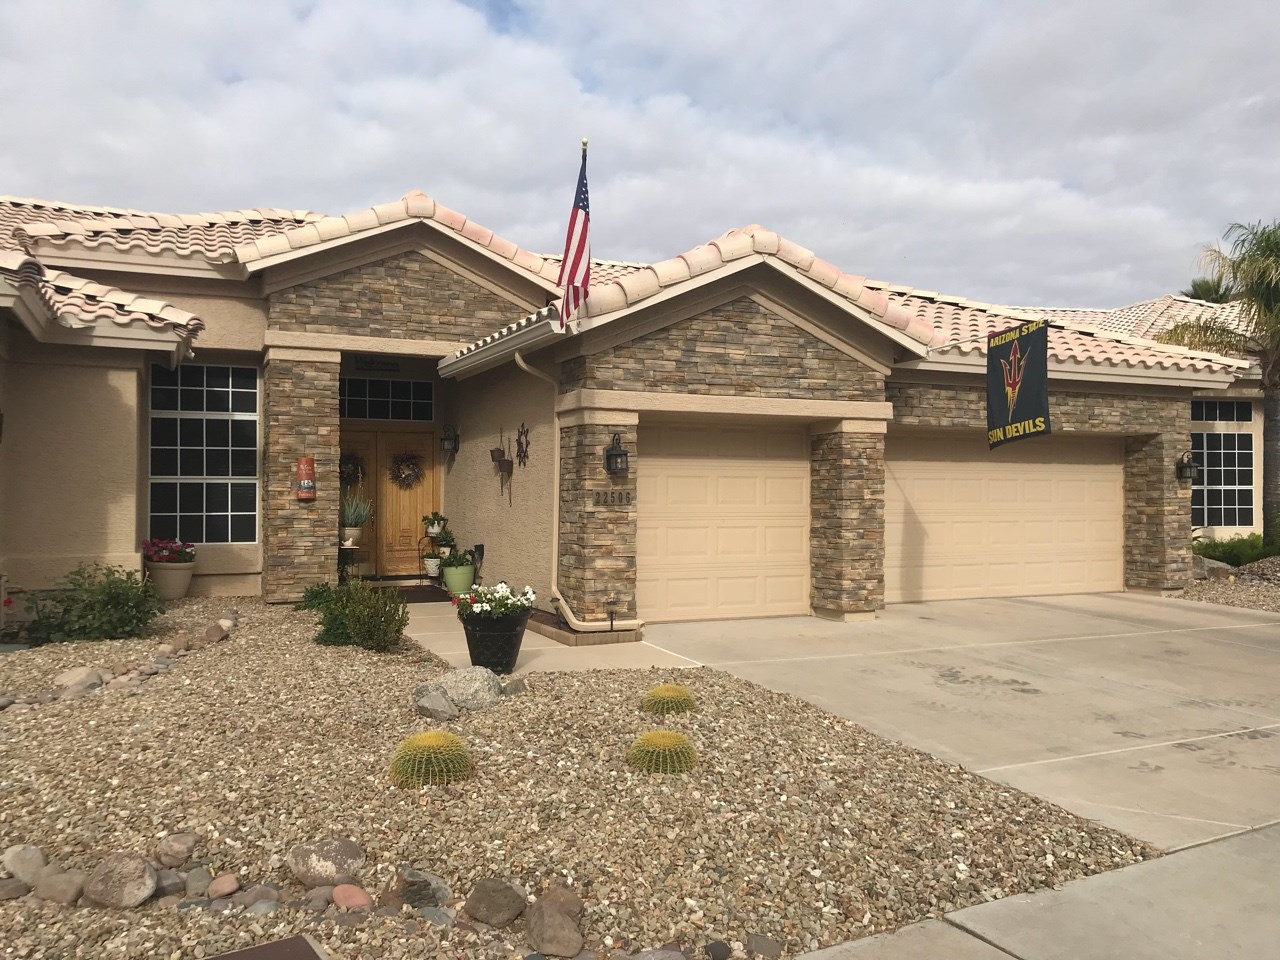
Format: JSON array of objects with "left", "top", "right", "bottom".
[
  {"left": 141, "top": 538, "right": 196, "bottom": 563},
  {"left": 452, "top": 581, "right": 535, "bottom": 620}
]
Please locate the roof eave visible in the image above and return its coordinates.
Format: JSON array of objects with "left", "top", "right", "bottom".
[
  {"left": 438, "top": 311, "right": 564, "bottom": 380},
  {"left": 894, "top": 352, "right": 1245, "bottom": 389}
]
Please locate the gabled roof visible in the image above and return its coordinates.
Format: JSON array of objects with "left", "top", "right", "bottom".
[
  {"left": 1031, "top": 295, "right": 1251, "bottom": 341},
  {"left": 1, "top": 195, "right": 321, "bottom": 261},
  {"left": 231, "top": 190, "right": 562, "bottom": 291}
]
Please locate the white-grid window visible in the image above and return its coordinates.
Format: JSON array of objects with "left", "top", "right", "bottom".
[
  {"left": 148, "top": 363, "right": 259, "bottom": 544},
  {"left": 1190, "top": 397, "right": 1254, "bottom": 528},
  {"left": 339, "top": 377, "right": 433, "bottom": 421}
]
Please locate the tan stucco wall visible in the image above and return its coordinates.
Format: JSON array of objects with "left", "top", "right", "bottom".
[
  {"left": 446, "top": 363, "right": 556, "bottom": 610},
  {"left": 172, "top": 293, "right": 268, "bottom": 353},
  {"left": 0, "top": 336, "right": 144, "bottom": 588}
]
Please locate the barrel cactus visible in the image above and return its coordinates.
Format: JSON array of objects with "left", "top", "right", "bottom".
[
  {"left": 640, "top": 682, "right": 698, "bottom": 715},
  {"left": 627, "top": 730, "right": 698, "bottom": 774},
  {"left": 389, "top": 731, "right": 473, "bottom": 788}
]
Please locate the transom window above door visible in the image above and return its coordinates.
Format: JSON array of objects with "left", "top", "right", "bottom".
[{"left": 339, "top": 378, "right": 433, "bottom": 421}]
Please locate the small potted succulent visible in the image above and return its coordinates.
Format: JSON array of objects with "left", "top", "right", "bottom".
[
  {"left": 340, "top": 492, "right": 374, "bottom": 546},
  {"left": 433, "top": 527, "right": 456, "bottom": 557},
  {"left": 452, "top": 581, "right": 536, "bottom": 674},
  {"left": 440, "top": 548, "right": 476, "bottom": 596},
  {"left": 423, "top": 511, "right": 448, "bottom": 537},
  {"left": 141, "top": 538, "right": 197, "bottom": 600}
]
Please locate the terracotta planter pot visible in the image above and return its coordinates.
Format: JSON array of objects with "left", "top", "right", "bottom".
[
  {"left": 441, "top": 564, "right": 475, "bottom": 596},
  {"left": 145, "top": 561, "right": 195, "bottom": 601},
  {"left": 461, "top": 610, "right": 531, "bottom": 674}
]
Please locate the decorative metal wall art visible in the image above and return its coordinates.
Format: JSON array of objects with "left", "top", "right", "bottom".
[{"left": 516, "top": 423, "right": 530, "bottom": 467}]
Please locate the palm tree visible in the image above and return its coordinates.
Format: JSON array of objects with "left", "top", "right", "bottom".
[
  {"left": 1180, "top": 275, "right": 1235, "bottom": 303},
  {"left": 1159, "top": 220, "right": 1280, "bottom": 544}
]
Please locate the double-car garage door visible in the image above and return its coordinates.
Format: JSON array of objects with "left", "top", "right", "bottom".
[{"left": 635, "top": 424, "right": 1124, "bottom": 621}]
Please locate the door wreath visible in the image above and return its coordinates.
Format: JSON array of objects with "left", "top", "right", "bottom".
[{"left": 389, "top": 452, "right": 426, "bottom": 489}]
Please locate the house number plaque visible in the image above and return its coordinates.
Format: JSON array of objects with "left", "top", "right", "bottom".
[{"left": 592, "top": 490, "right": 634, "bottom": 506}]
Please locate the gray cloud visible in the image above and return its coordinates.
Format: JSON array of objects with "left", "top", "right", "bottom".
[{"left": 2, "top": 0, "right": 1276, "bottom": 306}]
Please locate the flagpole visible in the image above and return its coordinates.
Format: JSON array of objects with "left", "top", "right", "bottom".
[{"left": 581, "top": 137, "right": 588, "bottom": 157}]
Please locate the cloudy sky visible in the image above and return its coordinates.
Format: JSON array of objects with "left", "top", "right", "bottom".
[{"left": 2, "top": 0, "right": 1276, "bottom": 306}]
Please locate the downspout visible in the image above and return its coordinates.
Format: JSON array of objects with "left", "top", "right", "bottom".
[{"left": 513, "top": 350, "right": 644, "bottom": 632}]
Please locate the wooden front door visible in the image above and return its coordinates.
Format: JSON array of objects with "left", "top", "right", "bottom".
[{"left": 342, "top": 430, "right": 437, "bottom": 576}]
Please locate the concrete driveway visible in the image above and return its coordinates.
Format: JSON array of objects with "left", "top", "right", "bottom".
[{"left": 646, "top": 592, "right": 1280, "bottom": 851}]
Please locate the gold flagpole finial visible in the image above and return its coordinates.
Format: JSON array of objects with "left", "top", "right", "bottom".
[{"left": 581, "top": 138, "right": 588, "bottom": 156}]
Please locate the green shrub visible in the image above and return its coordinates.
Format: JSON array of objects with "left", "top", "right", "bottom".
[
  {"left": 295, "top": 581, "right": 338, "bottom": 612},
  {"left": 314, "top": 578, "right": 409, "bottom": 652},
  {"left": 641, "top": 683, "right": 698, "bottom": 715},
  {"left": 19, "top": 563, "right": 162, "bottom": 646},
  {"left": 1193, "top": 533, "right": 1280, "bottom": 567},
  {"left": 626, "top": 730, "right": 698, "bottom": 774},
  {"left": 389, "top": 731, "right": 473, "bottom": 788}
]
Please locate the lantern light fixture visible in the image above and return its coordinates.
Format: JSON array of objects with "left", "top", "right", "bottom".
[
  {"left": 440, "top": 425, "right": 460, "bottom": 455},
  {"left": 604, "top": 433, "right": 630, "bottom": 475},
  {"left": 1175, "top": 451, "right": 1200, "bottom": 483}
]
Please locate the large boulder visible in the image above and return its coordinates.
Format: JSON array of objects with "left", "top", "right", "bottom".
[
  {"left": 463, "top": 877, "right": 526, "bottom": 927},
  {"left": 525, "top": 899, "right": 584, "bottom": 957},
  {"left": 33, "top": 870, "right": 85, "bottom": 904},
  {"left": 84, "top": 852, "right": 157, "bottom": 908},
  {"left": 435, "top": 667, "right": 502, "bottom": 710},
  {"left": 2, "top": 844, "right": 47, "bottom": 886},
  {"left": 287, "top": 837, "right": 366, "bottom": 888}
]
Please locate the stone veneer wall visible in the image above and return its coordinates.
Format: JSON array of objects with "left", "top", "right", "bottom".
[
  {"left": 558, "top": 422, "right": 638, "bottom": 621},
  {"left": 887, "top": 382, "right": 1192, "bottom": 589},
  {"left": 561, "top": 298, "right": 884, "bottom": 400},
  {"left": 269, "top": 251, "right": 520, "bottom": 341},
  {"left": 262, "top": 357, "right": 340, "bottom": 601},
  {"left": 810, "top": 429, "right": 886, "bottom": 616}
]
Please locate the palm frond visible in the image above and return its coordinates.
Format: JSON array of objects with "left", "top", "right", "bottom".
[{"left": 1156, "top": 319, "right": 1252, "bottom": 355}]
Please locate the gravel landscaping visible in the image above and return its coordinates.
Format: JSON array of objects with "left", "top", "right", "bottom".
[
  {"left": 1183, "top": 555, "right": 1280, "bottom": 613},
  {"left": 1, "top": 597, "right": 1158, "bottom": 959}
]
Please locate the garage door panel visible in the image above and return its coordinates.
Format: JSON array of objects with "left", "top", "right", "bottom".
[
  {"left": 885, "top": 434, "right": 1123, "bottom": 603},
  {"left": 638, "top": 424, "right": 810, "bottom": 622}
]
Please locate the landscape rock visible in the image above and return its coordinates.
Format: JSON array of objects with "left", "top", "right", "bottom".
[
  {"left": 539, "top": 883, "right": 583, "bottom": 922},
  {"left": 0, "top": 878, "right": 30, "bottom": 900},
  {"left": 3, "top": 844, "right": 48, "bottom": 886},
  {"left": 333, "top": 883, "right": 374, "bottom": 911},
  {"left": 184, "top": 866, "right": 212, "bottom": 898},
  {"left": 84, "top": 852, "right": 157, "bottom": 909},
  {"left": 232, "top": 884, "right": 279, "bottom": 908},
  {"left": 416, "top": 905, "right": 454, "bottom": 927},
  {"left": 633, "top": 950, "right": 685, "bottom": 960},
  {"left": 704, "top": 942, "right": 732, "bottom": 960},
  {"left": 37, "top": 862, "right": 65, "bottom": 881},
  {"left": 306, "top": 885, "right": 334, "bottom": 909},
  {"left": 287, "top": 836, "right": 366, "bottom": 888},
  {"left": 382, "top": 863, "right": 452, "bottom": 908},
  {"left": 155, "top": 832, "right": 199, "bottom": 868},
  {"left": 33, "top": 870, "right": 85, "bottom": 904},
  {"left": 435, "top": 666, "right": 502, "bottom": 710},
  {"left": 51, "top": 666, "right": 105, "bottom": 690},
  {"left": 464, "top": 877, "right": 527, "bottom": 927},
  {"left": 246, "top": 899, "right": 280, "bottom": 915},
  {"left": 745, "top": 935, "right": 783, "bottom": 959},
  {"left": 205, "top": 872, "right": 240, "bottom": 899},
  {"left": 413, "top": 687, "right": 460, "bottom": 721},
  {"left": 525, "top": 899, "right": 584, "bottom": 958},
  {"left": 204, "top": 623, "right": 229, "bottom": 644},
  {"left": 155, "top": 868, "right": 186, "bottom": 898}
]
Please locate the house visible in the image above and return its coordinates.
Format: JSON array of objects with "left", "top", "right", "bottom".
[{"left": 0, "top": 190, "right": 1251, "bottom": 633}]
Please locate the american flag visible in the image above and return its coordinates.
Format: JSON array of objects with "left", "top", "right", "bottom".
[{"left": 555, "top": 145, "right": 590, "bottom": 328}]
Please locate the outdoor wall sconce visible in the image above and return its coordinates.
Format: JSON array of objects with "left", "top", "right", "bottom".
[
  {"left": 1175, "top": 451, "right": 1200, "bottom": 483},
  {"left": 604, "top": 433, "right": 630, "bottom": 475},
  {"left": 440, "top": 425, "right": 459, "bottom": 455}
]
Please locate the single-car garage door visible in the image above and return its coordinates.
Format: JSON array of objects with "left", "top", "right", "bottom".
[
  {"left": 885, "top": 433, "right": 1123, "bottom": 603},
  {"left": 637, "top": 422, "right": 809, "bottom": 622}
]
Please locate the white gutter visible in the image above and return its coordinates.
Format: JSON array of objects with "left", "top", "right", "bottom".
[
  {"left": 512, "top": 349, "right": 644, "bottom": 634},
  {"left": 440, "top": 308, "right": 564, "bottom": 380}
]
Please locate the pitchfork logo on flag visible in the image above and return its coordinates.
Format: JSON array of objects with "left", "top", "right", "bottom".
[
  {"left": 555, "top": 140, "right": 591, "bottom": 328},
  {"left": 986, "top": 318, "right": 1051, "bottom": 449}
]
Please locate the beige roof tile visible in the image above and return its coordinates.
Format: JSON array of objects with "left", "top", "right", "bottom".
[{"left": 3, "top": 256, "right": 203, "bottom": 336}]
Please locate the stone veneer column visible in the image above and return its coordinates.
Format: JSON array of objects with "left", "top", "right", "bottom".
[
  {"left": 809, "top": 420, "right": 886, "bottom": 619},
  {"left": 558, "top": 412, "right": 639, "bottom": 622},
  {"left": 1124, "top": 430, "right": 1192, "bottom": 589},
  {"left": 262, "top": 349, "right": 341, "bottom": 602}
]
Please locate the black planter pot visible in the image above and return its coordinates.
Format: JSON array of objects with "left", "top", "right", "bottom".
[{"left": 461, "top": 610, "right": 531, "bottom": 675}]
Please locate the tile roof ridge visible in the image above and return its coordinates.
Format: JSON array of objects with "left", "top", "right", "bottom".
[
  {"left": 232, "top": 188, "right": 560, "bottom": 284},
  {"left": 2, "top": 195, "right": 323, "bottom": 224},
  {"left": 578, "top": 223, "right": 939, "bottom": 348}
]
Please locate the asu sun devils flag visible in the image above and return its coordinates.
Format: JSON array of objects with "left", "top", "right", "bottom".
[
  {"left": 986, "top": 318, "right": 1051, "bottom": 449},
  {"left": 555, "top": 142, "right": 591, "bottom": 328}
]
